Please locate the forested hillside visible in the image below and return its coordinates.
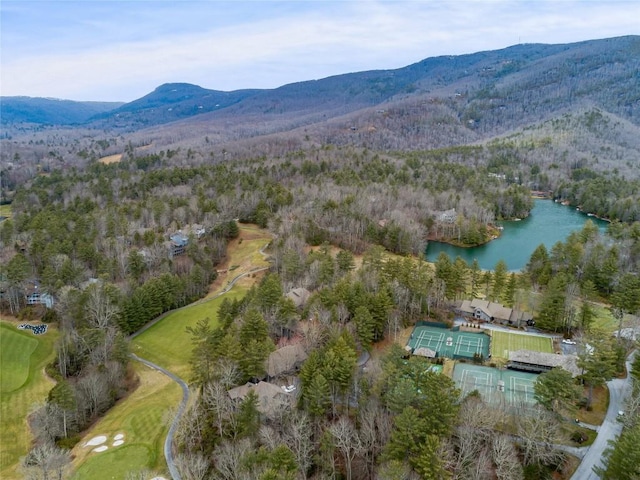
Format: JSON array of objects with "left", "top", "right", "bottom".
[{"left": 1, "top": 35, "right": 640, "bottom": 479}]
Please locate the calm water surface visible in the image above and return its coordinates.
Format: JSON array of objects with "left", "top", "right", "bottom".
[{"left": 425, "top": 200, "right": 608, "bottom": 271}]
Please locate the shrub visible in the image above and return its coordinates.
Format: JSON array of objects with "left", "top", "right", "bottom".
[
  {"left": 570, "top": 431, "right": 587, "bottom": 444},
  {"left": 56, "top": 435, "right": 81, "bottom": 449}
]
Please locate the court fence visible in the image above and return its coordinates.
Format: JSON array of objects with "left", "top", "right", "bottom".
[
  {"left": 407, "top": 325, "right": 491, "bottom": 361},
  {"left": 415, "top": 321, "right": 450, "bottom": 329}
]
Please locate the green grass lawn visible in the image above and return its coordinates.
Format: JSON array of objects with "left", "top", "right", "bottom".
[
  {"left": 0, "top": 204, "right": 12, "bottom": 219},
  {"left": 591, "top": 303, "right": 618, "bottom": 332},
  {"left": 490, "top": 330, "right": 554, "bottom": 359},
  {"left": 0, "top": 322, "right": 58, "bottom": 480},
  {"left": 70, "top": 362, "right": 180, "bottom": 479},
  {"left": 1, "top": 327, "right": 39, "bottom": 392},
  {"left": 132, "top": 287, "right": 248, "bottom": 379}
]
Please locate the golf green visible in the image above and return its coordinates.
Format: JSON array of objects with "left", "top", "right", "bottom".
[{"left": 0, "top": 326, "right": 39, "bottom": 392}]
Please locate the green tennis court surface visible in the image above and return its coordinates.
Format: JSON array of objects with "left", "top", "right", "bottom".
[
  {"left": 453, "top": 363, "right": 538, "bottom": 407},
  {"left": 407, "top": 325, "right": 490, "bottom": 360}
]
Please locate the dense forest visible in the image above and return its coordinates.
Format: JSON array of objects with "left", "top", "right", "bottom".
[{"left": 2, "top": 136, "right": 640, "bottom": 478}]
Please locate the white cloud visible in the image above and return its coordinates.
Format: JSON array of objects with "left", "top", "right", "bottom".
[{"left": 1, "top": 0, "right": 638, "bottom": 101}]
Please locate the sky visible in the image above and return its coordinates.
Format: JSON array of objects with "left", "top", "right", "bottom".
[{"left": 1, "top": 0, "right": 639, "bottom": 102}]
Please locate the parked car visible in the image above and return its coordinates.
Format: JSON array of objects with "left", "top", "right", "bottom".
[{"left": 562, "top": 339, "right": 577, "bottom": 345}]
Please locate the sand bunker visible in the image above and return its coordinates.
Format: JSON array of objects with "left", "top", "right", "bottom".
[
  {"left": 92, "top": 446, "right": 108, "bottom": 453},
  {"left": 112, "top": 440, "right": 124, "bottom": 446},
  {"left": 114, "top": 433, "right": 124, "bottom": 441},
  {"left": 150, "top": 477, "right": 168, "bottom": 480},
  {"left": 85, "top": 435, "right": 107, "bottom": 447}
]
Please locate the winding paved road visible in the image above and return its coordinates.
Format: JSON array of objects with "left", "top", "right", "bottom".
[
  {"left": 130, "top": 354, "right": 189, "bottom": 480},
  {"left": 128, "top": 252, "right": 270, "bottom": 479},
  {"left": 570, "top": 351, "right": 636, "bottom": 480}
]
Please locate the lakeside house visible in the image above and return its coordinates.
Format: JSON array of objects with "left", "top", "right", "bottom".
[
  {"left": 457, "top": 298, "right": 533, "bottom": 327},
  {"left": 436, "top": 208, "right": 457, "bottom": 224}
]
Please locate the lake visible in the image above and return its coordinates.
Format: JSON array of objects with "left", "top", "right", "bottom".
[{"left": 425, "top": 200, "right": 609, "bottom": 271}]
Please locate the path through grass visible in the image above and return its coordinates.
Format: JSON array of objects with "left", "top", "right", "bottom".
[
  {"left": 132, "top": 287, "right": 249, "bottom": 379},
  {"left": 72, "top": 224, "right": 271, "bottom": 476},
  {"left": 0, "top": 321, "right": 58, "bottom": 480},
  {"left": 133, "top": 224, "right": 270, "bottom": 378}
]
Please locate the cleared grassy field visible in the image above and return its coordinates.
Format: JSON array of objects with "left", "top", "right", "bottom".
[
  {"left": 132, "top": 224, "right": 270, "bottom": 378},
  {"left": 98, "top": 153, "right": 122, "bottom": 165},
  {"left": 490, "top": 330, "right": 554, "bottom": 359},
  {"left": 0, "top": 204, "right": 12, "bottom": 219},
  {"left": 0, "top": 322, "right": 58, "bottom": 480},
  {"left": 70, "top": 362, "right": 180, "bottom": 479},
  {"left": 132, "top": 287, "right": 248, "bottom": 379}
]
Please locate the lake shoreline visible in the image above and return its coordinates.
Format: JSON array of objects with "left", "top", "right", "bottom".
[{"left": 425, "top": 200, "right": 609, "bottom": 270}]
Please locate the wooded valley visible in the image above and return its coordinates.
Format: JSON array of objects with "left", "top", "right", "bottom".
[{"left": 1, "top": 35, "right": 639, "bottom": 480}]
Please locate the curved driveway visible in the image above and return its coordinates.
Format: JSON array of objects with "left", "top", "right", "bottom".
[
  {"left": 570, "top": 351, "right": 636, "bottom": 479},
  {"left": 129, "top": 258, "right": 270, "bottom": 479}
]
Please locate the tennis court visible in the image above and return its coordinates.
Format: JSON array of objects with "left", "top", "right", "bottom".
[
  {"left": 407, "top": 325, "right": 490, "bottom": 360},
  {"left": 453, "top": 363, "right": 538, "bottom": 407}
]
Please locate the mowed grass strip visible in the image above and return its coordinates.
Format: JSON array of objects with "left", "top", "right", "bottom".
[
  {"left": 0, "top": 322, "right": 58, "bottom": 480},
  {"left": 70, "top": 362, "right": 181, "bottom": 479},
  {"left": 0, "top": 204, "right": 12, "bottom": 219},
  {"left": 490, "top": 330, "right": 553, "bottom": 359},
  {"left": 132, "top": 287, "right": 248, "bottom": 379},
  {"left": 72, "top": 445, "right": 152, "bottom": 480}
]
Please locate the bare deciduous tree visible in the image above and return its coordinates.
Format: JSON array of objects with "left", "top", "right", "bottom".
[
  {"left": 174, "top": 451, "right": 210, "bottom": 480},
  {"left": 515, "top": 405, "right": 566, "bottom": 467},
  {"left": 492, "top": 435, "right": 523, "bottom": 480},
  {"left": 212, "top": 438, "right": 252, "bottom": 480},
  {"left": 282, "top": 410, "right": 314, "bottom": 479},
  {"left": 329, "top": 416, "right": 363, "bottom": 480},
  {"left": 359, "top": 398, "right": 392, "bottom": 478},
  {"left": 21, "top": 442, "right": 71, "bottom": 480},
  {"left": 202, "top": 381, "right": 234, "bottom": 439}
]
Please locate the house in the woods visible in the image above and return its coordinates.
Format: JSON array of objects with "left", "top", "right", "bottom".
[
  {"left": 228, "top": 381, "right": 293, "bottom": 416},
  {"left": 286, "top": 288, "right": 311, "bottom": 309},
  {"left": 457, "top": 299, "right": 533, "bottom": 326},
  {"left": 436, "top": 208, "right": 457, "bottom": 224},
  {"left": 266, "top": 344, "right": 308, "bottom": 378},
  {"left": 507, "top": 350, "right": 581, "bottom": 377},
  {"left": 168, "top": 231, "right": 189, "bottom": 258},
  {"left": 168, "top": 225, "right": 207, "bottom": 258},
  {"left": 25, "top": 281, "right": 54, "bottom": 309}
]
